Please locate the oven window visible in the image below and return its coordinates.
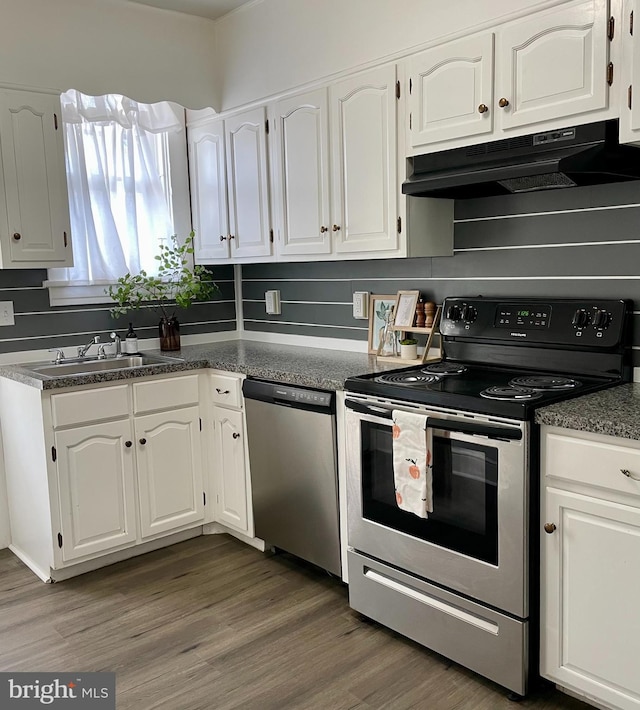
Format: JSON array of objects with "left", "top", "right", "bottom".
[{"left": 361, "top": 421, "right": 498, "bottom": 565}]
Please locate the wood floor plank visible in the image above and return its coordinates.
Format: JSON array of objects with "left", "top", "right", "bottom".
[{"left": 0, "top": 538, "right": 593, "bottom": 710}]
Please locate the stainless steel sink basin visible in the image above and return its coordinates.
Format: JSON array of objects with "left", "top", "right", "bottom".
[{"left": 24, "top": 353, "right": 184, "bottom": 378}]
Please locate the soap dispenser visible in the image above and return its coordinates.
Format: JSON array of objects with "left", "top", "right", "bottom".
[{"left": 125, "top": 323, "right": 138, "bottom": 354}]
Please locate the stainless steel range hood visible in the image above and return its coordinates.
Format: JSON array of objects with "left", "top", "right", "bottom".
[{"left": 402, "top": 120, "right": 640, "bottom": 200}]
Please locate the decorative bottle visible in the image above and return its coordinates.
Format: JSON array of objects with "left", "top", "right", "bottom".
[{"left": 125, "top": 323, "right": 138, "bottom": 354}]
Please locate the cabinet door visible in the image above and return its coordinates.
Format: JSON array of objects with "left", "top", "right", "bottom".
[
  {"left": 496, "top": 0, "right": 609, "bottom": 130},
  {"left": 188, "top": 118, "right": 231, "bottom": 262},
  {"left": 542, "top": 487, "right": 640, "bottom": 710},
  {"left": 55, "top": 420, "right": 136, "bottom": 562},
  {"left": 225, "top": 107, "right": 272, "bottom": 259},
  {"left": 271, "top": 90, "right": 331, "bottom": 257},
  {"left": 0, "top": 90, "right": 73, "bottom": 267},
  {"left": 408, "top": 33, "right": 494, "bottom": 149},
  {"left": 623, "top": 0, "right": 640, "bottom": 139},
  {"left": 135, "top": 406, "right": 204, "bottom": 538},
  {"left": 330, "top": 65, "right": 398, "bottom": 254},
  {"left": 213, "top": 406, "right": 250, "bottom": 534}
]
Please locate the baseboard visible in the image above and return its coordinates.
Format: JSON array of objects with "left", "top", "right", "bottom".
[{"left": 203, "top": 522, "right": 266, "bottom": 551}]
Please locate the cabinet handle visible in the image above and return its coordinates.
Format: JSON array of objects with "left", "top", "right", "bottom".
[
  {"left": 544, "top": 522, "right": 556, "bottom": 534},
  {"left": 219, "top": 235, "right": 227, "bottom": 242},
  {"left": 477, "top": 103, "right": 489, "bottom": 114},
  {"left": 229, "top": 234, "right": 235, "bottom": 240},
  {"left": 332, "top": 224, "right": 341, "bottom": 232},
  {"left": 320, "top": 226, "right": 328, "bottom": 233},
  {"left": 125, "top": 441, "right": 132, "bottom": 448},
  {"left": 620, "top": 468, "right": 640, "bottom": 480},
  {"left": 498, "top": 97, "right": 510, "bottom": 108},
  {"left": 12, "top": 232, "right": 21, "bottom": 241},
  {"left": 139, "top": 438, "right": 147, "bottom": 445},
  {"left": 232, "top": 432, "right": 240, "bottom": 439},
  {"left": 216, "top": 388, "right": 230, "bottom": 395}
]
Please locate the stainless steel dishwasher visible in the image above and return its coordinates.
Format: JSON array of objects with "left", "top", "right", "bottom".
[{"left": 242, "top": 378, "right": 341, "bottom": 576}]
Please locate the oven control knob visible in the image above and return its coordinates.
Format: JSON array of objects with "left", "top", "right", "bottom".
[
  {"left": 593, "top": 309, "right": 610, "bottom": 328},
  {"left": 446, "top": 304, "right": 462, "bottom": 322},
  {"left": 461, "top": 305, "right": 477, "bottom": 323},
  {"left": 571, "top": 309, "right": 589, "bottom": 327}
]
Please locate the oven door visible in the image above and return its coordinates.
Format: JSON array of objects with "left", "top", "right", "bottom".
[{"left": 345, "top": 395, "right": 529, "bottom": 618}]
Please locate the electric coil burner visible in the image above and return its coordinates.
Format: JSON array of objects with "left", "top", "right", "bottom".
[
  {"left": 480, "top": 385, "right": 543, "bottom": 401},
  {"left": 344, "top": 297, "right": 631, "bottom": 698},
  {"left": 422, "top": 362, "right": 469, "bottom": 375},
  {"left": 374, "top": 372, "right": 441, "bottom": 386},
  {"left": 509, "top": 375, "right": 580, "bottom": 390}
]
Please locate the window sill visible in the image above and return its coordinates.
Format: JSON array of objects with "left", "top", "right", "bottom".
[{"left": 44, "top": 281, "right": 117, "bottom": 307}]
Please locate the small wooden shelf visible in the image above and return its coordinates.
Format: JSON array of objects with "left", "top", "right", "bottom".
[{"left": 377, "top": 305, "right": 442, "bottom": 365}]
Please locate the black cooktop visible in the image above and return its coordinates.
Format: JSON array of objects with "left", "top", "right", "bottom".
[
  {"left": 346, "top": 296, "right": 631, "bottom": 420},
  {"left": 345, "top": 362, "right": 618, "bottom": 420}
]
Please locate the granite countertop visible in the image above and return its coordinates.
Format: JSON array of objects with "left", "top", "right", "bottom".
[
  {"left": 535, "top": 383, "right": 640, "bottom": 440},
  {"left": 0, "top": 340, "right": 393, "bottom": 392}
]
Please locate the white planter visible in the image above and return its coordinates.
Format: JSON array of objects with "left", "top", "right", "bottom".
[{"left": 400, "top": 343, "right": 418, "bottom": 360}]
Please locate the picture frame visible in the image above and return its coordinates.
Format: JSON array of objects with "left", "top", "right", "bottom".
[
  {"left": 368, "top": 294, "right": 397, "bottom": 354},
  {"left": 393, "top": 290, "right": 420, "bottom": 329}
]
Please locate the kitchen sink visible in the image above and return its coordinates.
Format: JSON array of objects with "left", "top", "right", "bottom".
[{"left": 24, "top": 353, "right": 184, "bottom": 378}]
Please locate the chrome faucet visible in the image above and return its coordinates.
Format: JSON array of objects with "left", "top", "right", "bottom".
[
  {"left": 48, "top": 348, "right": 65, "bottom": 364},
  {"left": 110, "top": 332, "right": 122, "bottom": 357},
  {"left": 77, "top": 335, "right": 101, "bottom": 358}
]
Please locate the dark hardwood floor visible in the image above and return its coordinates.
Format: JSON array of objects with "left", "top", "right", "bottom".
[{"left": 0, "top": 535, "right": 592, "bottom": 710}]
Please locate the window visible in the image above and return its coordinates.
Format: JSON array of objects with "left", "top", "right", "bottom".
[{"left": 46, "top": 90, "right": 190, "bottom": 306}]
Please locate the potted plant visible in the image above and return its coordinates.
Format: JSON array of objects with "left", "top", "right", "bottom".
[
  {"left": 106, "top": 232, "right": 218, "bottom": 351},
  {"left": 399, "top": 337, "right": 418, "bottom": 360}
]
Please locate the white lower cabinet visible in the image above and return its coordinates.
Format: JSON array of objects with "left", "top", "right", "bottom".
[
  {"left": 55, "top": 418, "right": 137, "bottom": 562},
  {"left": 135, "top": 406, "right": 204, "bottom": 538},
  {"left": 0, "top": 373, "right": 207, "bottom": 581},
  {"left": 209, "top": 371, "right": 254, "bottom": 538},
  {"left": 541, "top": 426, "right": 640, "bottom": 710}
]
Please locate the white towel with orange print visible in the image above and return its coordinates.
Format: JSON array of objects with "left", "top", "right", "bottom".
[{"left": 392, "top": 409, "right": 433, "bottom": 518}]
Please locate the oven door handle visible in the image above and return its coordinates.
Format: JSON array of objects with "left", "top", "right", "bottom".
[{"left": 345, "top": 400, "right": 522, "bottom": 441}]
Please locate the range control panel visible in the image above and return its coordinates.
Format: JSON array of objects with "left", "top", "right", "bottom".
[{"left": 440, "top": 298, "right": 628, "bottom": 348}]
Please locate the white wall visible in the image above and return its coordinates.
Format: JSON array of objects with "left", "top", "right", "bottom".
[
  {"left": 0, "top": 0, "right": 219, "bottom": 108},
  {"left": 214, "top": 0, "right": 563, "bottom": 111}
]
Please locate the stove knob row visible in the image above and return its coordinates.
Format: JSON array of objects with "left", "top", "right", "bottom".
[
  {"left": 572, "top": 308, "right": 611, "bottom": 329},
  {"left": 446, "top": 304, "right": 477, "bottom": 323}
]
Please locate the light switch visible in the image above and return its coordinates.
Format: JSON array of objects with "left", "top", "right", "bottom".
[{"left": 0, "top": 301, "right": 15, "bottom": 326}]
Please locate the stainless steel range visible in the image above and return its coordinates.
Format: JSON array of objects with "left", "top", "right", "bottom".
[{"left": 344, "top": 297, "right": 631, "bottom": 697}]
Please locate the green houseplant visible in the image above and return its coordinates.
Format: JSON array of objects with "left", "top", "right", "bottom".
[
  {"left": 399, "top": 337, "right": 418, "bottom": 360},
  {"left": 106, "top": 232, "right": 218, "bottom": 351}
]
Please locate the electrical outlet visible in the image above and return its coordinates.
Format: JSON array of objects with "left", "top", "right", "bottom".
[
  {"left": 0, "top": 301, "right": 15, "bottom": 326},
  {"left": 265, "top": 290, "right": 281, "bottom": 315},
  {"left": 353, "top": 292, "right": 369, "bottom": 319}
]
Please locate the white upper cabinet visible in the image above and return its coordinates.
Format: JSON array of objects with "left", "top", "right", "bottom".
[
  {"left": 188, "top": 117, "right": 230, "bottom": 262},
  {"left": 495, "top": 0, "right": 609, "bottom": 130},
  {"left": 330, "top": 65, "right": 399, "bottom": 254},
  {"left": 271, "top": 89, "right": 332, "bottom": 257},
  {"left": 0, "top": 89, "right": 73, "bottom": 268},
  {"left": 225, "top": 107, "right": 272, "bottom": 259},
  {"left": 189, "top": 106, "right": 272, "bottom": 264},
  {"left": 620, "top": 0, "right": 640, "bottom": 143},
  {"left": 408, "top": 33, "right": 495, "bottom": 150},
  {"left": 407, "top": 0, "right": 613, "bottom": 154}
]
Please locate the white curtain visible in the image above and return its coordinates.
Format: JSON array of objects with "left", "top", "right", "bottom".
[{"left": 48, "top": 90, "right": 183, "bottom": 285}]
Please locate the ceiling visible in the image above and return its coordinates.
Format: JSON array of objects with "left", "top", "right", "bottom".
[{"left": 126, "top": 0, "right": 254, "bottom": 21}]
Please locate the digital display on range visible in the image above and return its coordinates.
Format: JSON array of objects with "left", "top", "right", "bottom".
[{"left": 495, "top": 304, "right": 551, "bottom": 329}]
